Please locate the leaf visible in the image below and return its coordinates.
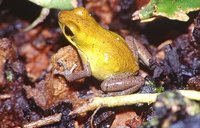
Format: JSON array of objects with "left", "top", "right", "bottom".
[
  {"left": 133, "top": 0, "right": 200, "bottom": 22},
  {"left": 28, "top": 0, "right": 77, "bottom": 10},
  {"left": 23, "top": 0, "right": 78, "bottom": 31}
]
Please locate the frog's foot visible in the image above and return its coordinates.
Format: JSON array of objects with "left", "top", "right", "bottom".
[
  {"left": 53, "top": 59, "right": 77, "bottom": 81},
  {"left": 100, "top": 73, "right": 145, "bottom": 96},
  {"left": 53, "top": 59, "right": 91, "bottom": 82},
  {"left": 101, "top": 86, "right": 142, "bottom": 96}
]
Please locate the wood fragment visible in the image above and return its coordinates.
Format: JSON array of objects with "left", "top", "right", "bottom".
[
  {"left": 0, "top": 94, "right": 12, "bottom": 100},
  {"left": 70, "top": 90, "right": 200, "bottom": 115},
  {"left": 23, "top": 113, "right": 62, "bottom": 128}
]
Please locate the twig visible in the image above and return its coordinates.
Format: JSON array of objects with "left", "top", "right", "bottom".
[
  {"left": 23, "top": 0, "right": 78, "bottom": 31},
  {"left": 90, "top": 105, "right": 101, "bottom": 128},
  {"left": 0, "top": 94, "right": 12, "bottom": 100},
  {"left": 23, "top": 8, "right": 50, "bottom": 32},
  {"left": 70, "top": 90, "right": 200, "bottom": 115},
  {"left": 23, "top": 113, "right": 62, "bottom": 128}
]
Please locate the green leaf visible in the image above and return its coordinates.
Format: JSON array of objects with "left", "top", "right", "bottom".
[
  {"left": 133, "top": 0, "right": 200, "bottom": 22},
  {"left": 6, "top": 70, "right": 14, "bottom": 82},
  {"left": 28, "top": 0, "right": 77, "bottom": 10},
  {"left": 23, "top": 0, "right": 78, "bottom": 31}
]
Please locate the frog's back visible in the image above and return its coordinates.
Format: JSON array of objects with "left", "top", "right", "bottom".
[{"left": 82, "top": 29, "right": 140, "bottom": 80}]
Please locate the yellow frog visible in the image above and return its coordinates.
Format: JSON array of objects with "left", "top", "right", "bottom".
[{"left": 55, "top": 7, "right": 152, "bottom": 96}]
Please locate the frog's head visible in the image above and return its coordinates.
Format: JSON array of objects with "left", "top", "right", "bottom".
[{"left": 58, "top": 7, "right": 94, "bottom": 46}]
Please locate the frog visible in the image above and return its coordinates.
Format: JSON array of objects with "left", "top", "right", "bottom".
[{"left": 55, "top": 7, "right": 152, "bottom": 96}]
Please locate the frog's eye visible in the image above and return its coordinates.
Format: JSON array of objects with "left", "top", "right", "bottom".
[
  {"left": 74, "top": 7, "right": 89, "bottom": 17},
  {"left": 64, "top": 26, "right": 74, "bottom": 37}
]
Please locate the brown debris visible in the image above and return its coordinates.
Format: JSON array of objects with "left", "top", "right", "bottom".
[
  {"left": 112, "top": 110, "right": 142, "bottom": 128},
  {"left": 0, "top": 91, "right": 36, "bottom": 128},
  {"left": 84, "top": 109, "right": 115, "bottom": 128},
  {"left": 135, "top": 0, "right": 150, "bottom": 9},
  {"left": 85, "top": 0, "right": 120, "bottom": 25},
  {"left": 1, "top": 114, "right": 22, "bottom": 128},
  {"left": 19, "top": 39, "right": 51, "bottom": 81},
  {"left": 193, "top": 12, "right": 200, "bottom": 43},
  {"left": 187, "top": 76, "right": 200, "bottom": 91},
  {"left": 0, "top": 38, "right": 17, "bottom": 86}
]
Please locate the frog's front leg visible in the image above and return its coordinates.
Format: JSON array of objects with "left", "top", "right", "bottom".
[
  {"left": 53, "top": 58, "right": 91, "bottom": 82},
  {"left": 100, "top": 73, "right": 144, "bottom": 96}
]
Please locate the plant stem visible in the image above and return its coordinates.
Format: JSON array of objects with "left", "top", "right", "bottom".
[{"left": 70, "top": 90, "right": 200, "bottom": 115}]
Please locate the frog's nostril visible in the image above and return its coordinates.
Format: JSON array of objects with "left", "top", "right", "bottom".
[{"left": 64, "top": 26, "right": 74, "bottom": 37}]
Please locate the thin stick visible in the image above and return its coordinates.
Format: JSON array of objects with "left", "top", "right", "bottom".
[
  {"left": 0, "top": 94, "right": 12, "bottom": 100},
  {"left": 70, "top": 90, "right": 200, "bottom": 115},
  {"left": 22, "top": 8, "right": 50, "bottom": 32},
  {"left": 90, "top": 105, "right": 101, "bottom": 128},
  {"left": 23, "top": 113, "right": 62, "bottom": 128}
]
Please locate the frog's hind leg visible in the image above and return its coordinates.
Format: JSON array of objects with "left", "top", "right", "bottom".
[
  {"left": 125, "top": 36, "right": 138, "bottom": 59},
  {"left": 100, "top": 73, "right": 144, "bottom": 96},
  {"left": 125, "top": 36, "right": 152, "bottom": 66}
]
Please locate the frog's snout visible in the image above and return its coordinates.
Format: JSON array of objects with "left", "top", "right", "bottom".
[{"left": 58, "top": 11, "right": 64, "bottom": 22}]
